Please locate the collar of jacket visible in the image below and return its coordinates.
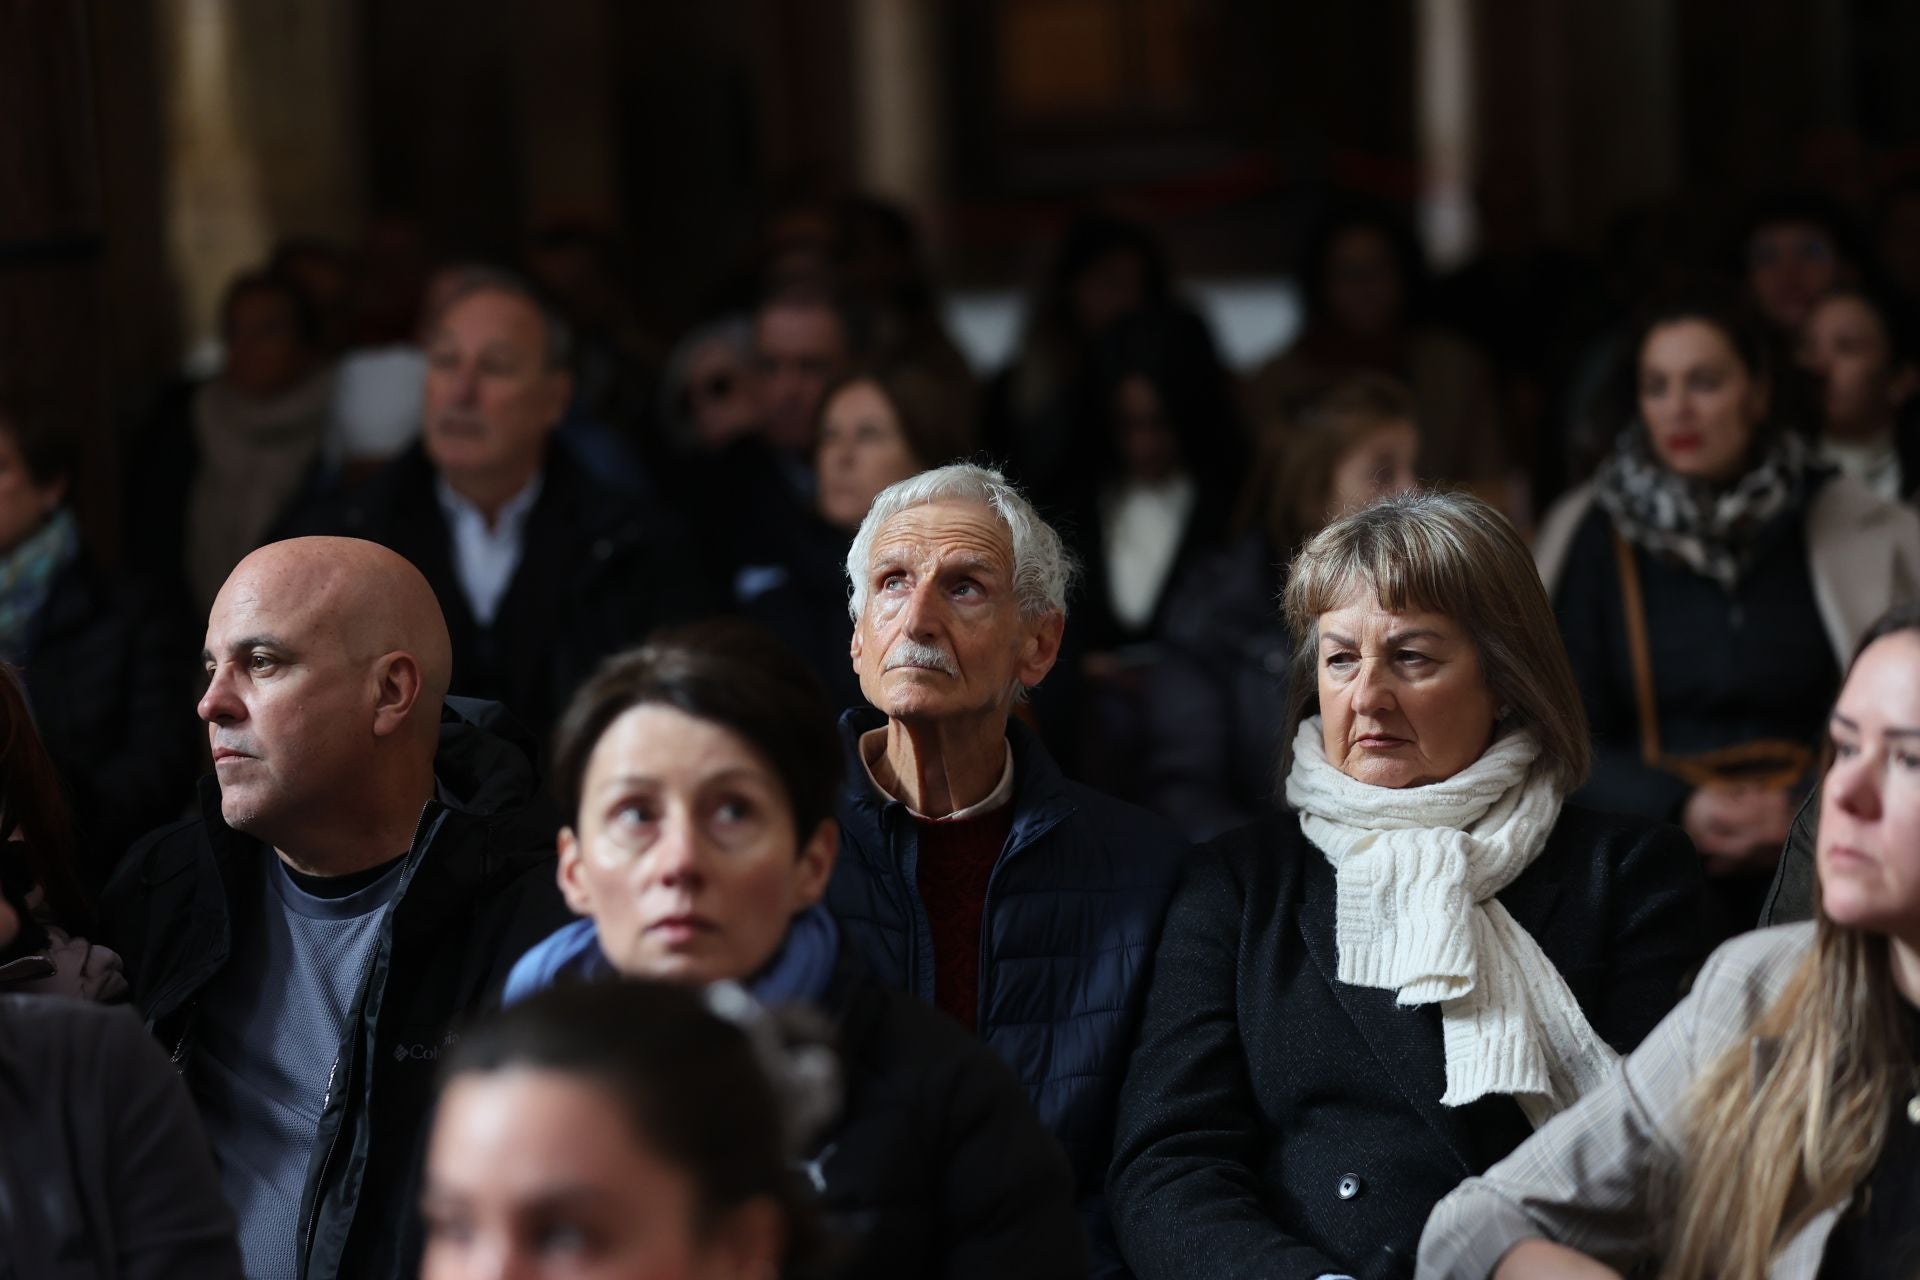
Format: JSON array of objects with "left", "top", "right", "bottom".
[{"left": 834, "top": 705, "right": 1078, "bottom": 848}]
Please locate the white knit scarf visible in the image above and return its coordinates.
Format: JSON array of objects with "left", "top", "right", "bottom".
[{"left": 1284, "top": 717, "right": 1618, "bottom": 1125}]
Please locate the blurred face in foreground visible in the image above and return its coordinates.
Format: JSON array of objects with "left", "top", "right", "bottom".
[{"left": 421, "top": 1067, "right": 783, "bottom": 1280}]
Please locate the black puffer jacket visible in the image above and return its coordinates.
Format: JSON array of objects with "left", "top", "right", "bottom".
[
  {"left": 0, "top": 995, "right": 243, "bottom": 1279},
  {"left": 97, "top": 700, "right": 570, "bottom": 1280},
  {"left": 827, "top": 708, "right": 1188, "bottom": 1276},
  {"left": 24, "top": 555, "right": 200, "bottom": 893},
  {"left": 806, "top": 950, "right": 1087, "bottom": 1279}
]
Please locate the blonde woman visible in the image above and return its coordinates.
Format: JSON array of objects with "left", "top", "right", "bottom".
[
  {"left": 1111, "top": 491, "right": 1705, "bottom": 1278},
  {"left": 1419, "top": 603, "right": 1920, "bottom": 1279}
]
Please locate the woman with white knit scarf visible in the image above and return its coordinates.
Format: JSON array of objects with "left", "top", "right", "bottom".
[{"left": 1110, "top": 491, "right": 1707, "bottom": 1280}]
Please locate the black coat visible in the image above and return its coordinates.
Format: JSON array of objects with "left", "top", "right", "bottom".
[
  {"left": 97, "top": 701, "right": 570, "bottom": 1280},
  {"left": 1108, "top": 805, "right": 1705, "bottom": 1280},
  {"left": 1553, "top": 498, "right": 1839, "bottom": 823},
  {"left": 0, "top": 995, "right": 243, "bottom": 1279},
  {"left": 826, "top": 708, "right": 1188, "bottom": 1276},
  {"left": 808, "top": 952, "right": 1088, "bottom": 1279},
  {"left": 1139, "top": 533, "right": 1292, "bottom": 841},
  {"left": 296, "top": 441, "right": 717, "bottom": 745},
  {"left": 24, "top": 555, "right": 200, "bottom": 894}
]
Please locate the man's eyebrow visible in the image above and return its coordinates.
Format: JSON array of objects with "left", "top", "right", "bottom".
[{"left": 203, "top": 635, "right": 290, "bottom": 663}]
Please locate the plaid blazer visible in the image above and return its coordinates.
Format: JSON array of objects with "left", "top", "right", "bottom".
[{"left": 1416, "top": 923, "right": 1844, "bottom": 1279}]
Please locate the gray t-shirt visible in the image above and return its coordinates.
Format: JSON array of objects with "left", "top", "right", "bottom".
[{"left": 189, "top": 855, "right": 403, "bottom": 1280}]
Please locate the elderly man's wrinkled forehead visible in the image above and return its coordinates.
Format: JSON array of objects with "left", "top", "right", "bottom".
[{"left": 869, "top": 499, "right": 1015, "bottom": 578}]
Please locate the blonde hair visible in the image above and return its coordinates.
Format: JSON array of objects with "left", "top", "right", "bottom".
[
  {"left": 1661, "top": 612, "right": 1920, "bottom": 1278},
  {"left": 1279, "top": 490, "right": 1591, "bottom": 790}
]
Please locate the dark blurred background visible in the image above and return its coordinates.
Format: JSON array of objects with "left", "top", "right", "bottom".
[{"left": 7, "top": 0, "right": 1920, "bottom": 558}]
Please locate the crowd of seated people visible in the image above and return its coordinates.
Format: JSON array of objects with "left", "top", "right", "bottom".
[{"left": 4, "top": 172, "right": 1920, "bottom": 1280}]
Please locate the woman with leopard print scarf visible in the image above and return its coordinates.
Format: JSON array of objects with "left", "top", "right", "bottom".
[{"left": 1534, "top": 290, "right": 1920, "bottom": 945}]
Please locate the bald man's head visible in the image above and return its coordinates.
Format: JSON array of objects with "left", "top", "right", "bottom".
[{"left": 199, "top": 538, "right": 453, "bottom": 847}]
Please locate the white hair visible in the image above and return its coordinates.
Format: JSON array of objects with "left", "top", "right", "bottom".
[{"left": 845, "top": 463, "right": 1076, "bottom": 622}]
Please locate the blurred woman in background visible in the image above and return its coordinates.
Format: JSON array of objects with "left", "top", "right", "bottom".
[
  {"left": 1141, "top": 373, "right": 1420, "bottom": 838},
  {"left": 1250, "top": 199, "right": 1508, "bottom": 504},
  {"left": 1537, "top": 290, "right": 1920, "bottom": 943},
  {"left": 1796, "top": 283, "right": 1920, "bottom": 502}
]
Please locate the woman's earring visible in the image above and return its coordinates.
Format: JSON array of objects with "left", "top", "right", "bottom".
[{"left": 1497, "top": 703, "right": 1513, "bottom": 720}]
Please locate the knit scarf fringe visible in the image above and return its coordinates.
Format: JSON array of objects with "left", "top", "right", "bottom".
[{"left": 1284, "top": 718, "right": 1619, "bottom": 1125}]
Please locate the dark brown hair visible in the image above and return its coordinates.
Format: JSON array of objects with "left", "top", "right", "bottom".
[
  {"left": 440, "top": 980, "right": 821, "bottom": 1261},
  {"left": 1239, "top": 372, "right": 1418, "bottom": 552},
  {"left": 550, "top": 621, "right": 843, "bottom": 844},
  {"left": 813, "top": 362, "right": 975, "bottom": 473}
]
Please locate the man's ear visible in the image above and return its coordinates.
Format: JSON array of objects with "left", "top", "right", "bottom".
[
  {"left": 793, "top": 817, "right": 838, "bottom": 909},
  {"left": 370, "top": 651, "right": 426, "bottom": 739},
  {"left": 849, "top": 622, "right": 867, "bottom": 676},
  {"left": 1015, "top": 611, "right": 1066, "bottom": 691},
  {"left": 556, "top": 827, "right": 596, "bottom": 917}
]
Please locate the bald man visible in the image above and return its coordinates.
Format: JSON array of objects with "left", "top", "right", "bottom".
[{"left": 101, "top": 538, "right": 569, "bottom": 1280}]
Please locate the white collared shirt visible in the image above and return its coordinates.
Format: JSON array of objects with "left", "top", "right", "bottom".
[
  {"left": 858, "top": 728, "right": 1015, "bottom": 821},
  {"left": 434, "top": 472, "right": 543, "bottom": 626}
]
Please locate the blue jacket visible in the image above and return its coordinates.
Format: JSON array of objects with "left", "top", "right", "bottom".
[{"left": 826, "top": 707, "right": 1188, "bottom": 1274}]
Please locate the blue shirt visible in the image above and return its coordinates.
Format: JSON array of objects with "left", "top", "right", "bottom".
[
  {"left": 504, "top": 906, "right": 841, "bottom": 1007},
  {"left": 189, "top": 856, "right": 404, "bottom": 1280}
]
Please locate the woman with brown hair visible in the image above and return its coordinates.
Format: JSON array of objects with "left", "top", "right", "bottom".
[
  {"left": 1111, "top": 491, "right": 1704, "bottom": 1279},
  {"left": 1140, "top": 373, "right": 1419, "bottom": 838},
  {"left": 1420, "top": 602, "right": 1920, "bottom": 1278}
]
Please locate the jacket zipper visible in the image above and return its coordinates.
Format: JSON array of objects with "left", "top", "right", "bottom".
[{"left": 299, "top": 800, "right": 438, "bottom": 1270}]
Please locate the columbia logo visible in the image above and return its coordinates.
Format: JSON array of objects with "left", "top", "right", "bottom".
[{"left": 392, "top": 1043, "right": 440, "bottom": 1062}]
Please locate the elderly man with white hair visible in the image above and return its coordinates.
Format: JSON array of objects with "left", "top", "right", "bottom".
[{"left": 828, "top": 463, "right": 1188, "bottom": 1274}]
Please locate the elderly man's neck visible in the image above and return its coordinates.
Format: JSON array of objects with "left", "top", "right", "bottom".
[
  {"left": 266, "top": 778, "right": 436, "bottom": 879},
  {"left": 871, "top": 713, "right": 1010, "bottom": 818}
]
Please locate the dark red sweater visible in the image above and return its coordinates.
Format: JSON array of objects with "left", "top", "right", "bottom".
[{"left": 913, "top": 805, "right": 1015, "bottom": 1032}]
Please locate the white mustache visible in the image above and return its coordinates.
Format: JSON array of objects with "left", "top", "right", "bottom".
[{"left": 883, "top": 640, "right": 958, "bottom": 676}]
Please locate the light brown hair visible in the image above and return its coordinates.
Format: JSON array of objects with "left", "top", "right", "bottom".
[
  {"left": 1238, "top": 372, "right": 1418, "bottom": 553},
  {"left": 1660, "top": 605, "right": 1920, "bottom": 1279},
  {"left": 1278, "top": 490, "right": 1591, "bottom": 790}
]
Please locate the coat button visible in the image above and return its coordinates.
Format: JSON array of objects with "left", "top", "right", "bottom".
[{"left": 1337, "top": 1173, "right": 1363, "bottom": 1200}]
